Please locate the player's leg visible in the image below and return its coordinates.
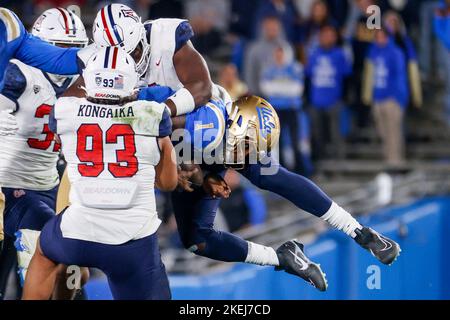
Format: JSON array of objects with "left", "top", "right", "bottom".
[
  {"left": 172, "top": 187, "right": 249, "bottom": 262},
  {"left": 104, "top": 233, "right": 171, "bottom": 300},
  {"left": 0, "top": 235, "right": 17, "bottom": 300},
  {"left": 26, "top": 213, "right": 91, "bottom": 300},
  {"left": 241, "top": 162, "right": 401, "bottom": 265},
  {"left": 51, "top": 265, "right": 89, "bottom": 300},
  {"left": 172, "top": 186, "right": 327, "bottom": 291},
  {"left": 1, "top": 187, "right": 58, "bottom": 285},
  {"left": 22, "top": 240, "right": 58, "bottom": 300}
]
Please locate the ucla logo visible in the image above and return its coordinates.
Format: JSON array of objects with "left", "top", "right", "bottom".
[{"left": 256, "top": 106, "right": 275, "bottom": 138}]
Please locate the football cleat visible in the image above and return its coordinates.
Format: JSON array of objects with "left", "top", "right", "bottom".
[
  {"left": 275, "top": 240, "right": 328, "bottom": 292},
  {"left": 354, "top": 227, "right": 401, "bottom": 265}
]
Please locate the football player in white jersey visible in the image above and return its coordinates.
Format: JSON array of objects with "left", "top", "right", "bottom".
[
  {"left": 74, "top": 3, "right": 230, "bottom": 117},
  {"left": 23, "top": 47, "right": 177, "bottom": 300},
  {"left": 0, "top": 8, "right": 88, "bottom": 297}
]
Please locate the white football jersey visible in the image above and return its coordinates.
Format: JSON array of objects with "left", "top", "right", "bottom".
[
  {"left": 143, "top": 18, "right": 232, "bottom": 110},
  {"left": 78, "top": 18, "right": 232, "bottom": 111},
  {"left": 0, "top": 59, "right": 75, "bottom": 190},
  {"left": 143, "top": 18, "right": 186, "bottom": 90},
  {"left": 53, "top": 97, "right": 165, "bottom": 245}
]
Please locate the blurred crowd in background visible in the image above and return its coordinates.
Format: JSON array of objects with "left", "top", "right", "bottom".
[{"left": 2, "top": 0, "right": 450, "bottom": 244}]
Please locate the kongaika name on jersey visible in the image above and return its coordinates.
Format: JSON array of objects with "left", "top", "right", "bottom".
[{"left": 77, "top": 104, "right": 135, "bottom": 119}]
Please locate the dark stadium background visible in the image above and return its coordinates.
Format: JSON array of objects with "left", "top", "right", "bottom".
[{"left": 2, "top": 0, "right": 450, "bottom": 300}]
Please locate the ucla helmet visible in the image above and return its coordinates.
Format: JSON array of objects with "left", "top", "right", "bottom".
[{"left": 225, "top": 96, "right": 280, "bottom": 168}]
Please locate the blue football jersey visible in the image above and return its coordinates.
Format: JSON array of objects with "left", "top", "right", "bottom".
[
  {"left": 0, "top": 8, "right": 79, "bottom": 91},
  {"left": 138, "top": 85, "right": 227, "bottom": 153}
]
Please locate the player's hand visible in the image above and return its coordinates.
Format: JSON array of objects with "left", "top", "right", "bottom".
[
  {"left": 0, "top": 109, "right": 18, "bottom": 136},
  {"left": 177, "top": 164, "right": 202, "bottom": 192},
  {"left": 203, "top": 173, "right": 231, "bottom": 199}
]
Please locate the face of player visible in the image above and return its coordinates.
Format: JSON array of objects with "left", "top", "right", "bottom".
[
  {"left": 130, "top": 43, "right": 144, "bottom": 67},
  {"left": 225, "top": 138, "right": 252, "bottom": 170}
]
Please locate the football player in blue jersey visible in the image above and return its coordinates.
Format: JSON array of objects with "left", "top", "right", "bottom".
[
  {"left": 0, "top": 8, "right": 81, "bottom": 91},
  {"left": 136, "top": 86, "right": 401, "bottom": 292}
]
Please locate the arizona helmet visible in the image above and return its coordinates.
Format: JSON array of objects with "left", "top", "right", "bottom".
[
  {"left": 31, "top": 8, "right": 88, "bottom": 47},
  {"left": 93, "top": 4, "right": 150, "bottom": 76},
  {"left": 225, "top": 96, "right": 280, "bottom": 168},
  {"left": 83, "top": 47, "right": 138, "bottom": 101}
]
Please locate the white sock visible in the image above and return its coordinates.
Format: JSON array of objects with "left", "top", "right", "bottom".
[
  {"left": 245, "top": 241, "right": 280, "bottom": 266},
  {"left": 321, "top": 202, "right": 362, "bottom": 238}
]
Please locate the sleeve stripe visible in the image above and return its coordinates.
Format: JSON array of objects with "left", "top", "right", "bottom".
[{"left": 0, "top": 8, "right": 19, "bottom": 42}]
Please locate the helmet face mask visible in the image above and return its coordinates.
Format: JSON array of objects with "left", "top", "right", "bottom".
[{"left": 224, "top": 96, "right": 280, "bottom": 169}]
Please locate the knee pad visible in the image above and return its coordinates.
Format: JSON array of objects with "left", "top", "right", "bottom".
[{"left": 14, "top": 229, "right": 40, "bottom": 286}]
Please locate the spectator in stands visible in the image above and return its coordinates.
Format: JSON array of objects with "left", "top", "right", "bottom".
[
  {"left": 229, "top": 0, "right": 262, "bottom": 40},
  {"left": 306, "top": 25, "right": 352, "bottom": 160},
  {"left": 434, "top": 0, "right": 450, "bottom": 119},
  {"left": 384, "top": 10, "right": 422, "bottom": 108},
  {"left": 345, "top": 0, "right": 377, "bottom": 130},
  {"left": 185, "top": 0, "right": 231, "bottom": 32},
  {"left": 147, "top": 0, "right": 184, "bottom": 19},
  {"left": 260, "top": 45, "right": 305, "bottom": 173},
  {"left": 218, "top": 63, "right": 248, "bottom": 101},
  {"left": 254, "top": 0, "right": 301, "bottom": 43},
  {"left": 301, "top": 0, "right": 336, "bottom": 61},
  {"left": 189, "top": 15, "right": 224, "bottom": 57},
  {"left": 244, "top": 16, "right": 294, "bottom": 96},
  {"left": 362, "top": 28, "right": 408, "bottom": 166}
]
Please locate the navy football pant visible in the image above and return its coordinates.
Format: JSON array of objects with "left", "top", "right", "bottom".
[
  {"left": 40, "top": 213, "right": 171, "bottom": 300},
  {"left": 1, "top": 186, "right": 57, "bottom": 237},
  {"left": 172, "top": 162, "right": 333, "bottom": 263}
]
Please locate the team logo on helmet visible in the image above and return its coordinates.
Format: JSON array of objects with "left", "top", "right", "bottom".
[
  {"left": 33, "top": 14, "right": 45, "bottom": 32},
  {"left": 121, "top": 9, "right": 139, "bottom": 22},
  {"left": 256, "top": 106, "right": 276, "bottom": 139},
  {"left": 95, "top": 75, "right": 102, "bottom": 86}
]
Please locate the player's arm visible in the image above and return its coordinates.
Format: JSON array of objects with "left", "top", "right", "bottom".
[
  {"left": 155, "top": 136, "right": 178, "bottom": 191},
  {"left": 0, "top": 8, "right": 80, "bottom": 76},
  {"left": 164, "top": 21, "right": 213, "bottom": 116},
  {"left": 15, "top": 34, "right": 79, "bottom": 75},
  {"left": 0, "top": 62, "right": 26, "bottom": 136},
  {"left": 0, "top": 62, "right": 26, "bottom": 111}
]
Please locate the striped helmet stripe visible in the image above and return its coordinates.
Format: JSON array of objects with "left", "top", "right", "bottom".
[
  {"left": 107, "top": 5, "right": 122, "bottom": 45},
  {"left": 104, "top": 47, "right": 111, "bottom": 68},
  {"left": 111, "top": 47, "right": 119, "bottom": 69},
  {"left": 56, "top": 7, "right": 69, "bottom": 34},
  {"left": 101, "top": 7, "right": 115, "bottom": 45},
  {"left": 66, "top": 9, "right": 77, "bottom": 35}
]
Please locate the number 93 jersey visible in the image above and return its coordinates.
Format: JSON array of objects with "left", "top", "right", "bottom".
[
  {"left": 0, "top": 60, "right": 75, "bottom": 190},
  {"left": 51, "top": 96, "right": 171, "bottom": 245}
]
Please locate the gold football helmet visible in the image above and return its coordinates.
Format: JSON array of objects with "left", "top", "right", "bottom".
[{"left": 225, "top": 95, "right": 280, "bottom": 169}]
